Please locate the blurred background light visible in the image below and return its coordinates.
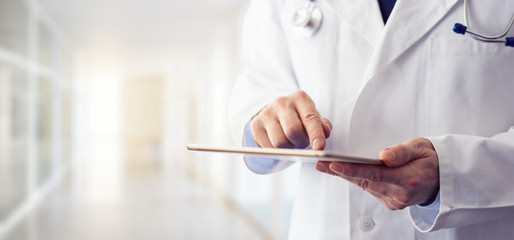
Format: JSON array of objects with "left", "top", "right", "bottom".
[{"left": 0, "top": 0, "right": 300, "bottom": 239}]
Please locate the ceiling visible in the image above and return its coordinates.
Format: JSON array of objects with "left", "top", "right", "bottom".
[{"left": 36, "top": 0, "right": 248, "bottom": 73}]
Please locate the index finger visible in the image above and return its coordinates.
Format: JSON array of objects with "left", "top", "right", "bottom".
[{"left": 294, "top": 91, "right": 326, "bottom": 150}]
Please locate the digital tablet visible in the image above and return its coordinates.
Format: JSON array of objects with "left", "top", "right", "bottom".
[{"left": 186, "top": 144, "right": 383, "bottom": 165}]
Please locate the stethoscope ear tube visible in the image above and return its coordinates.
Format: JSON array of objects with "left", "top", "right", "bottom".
[
  {"left": 453, "top": 23, "right": 514, "bottom": 47},
  {"left": 453, "top": 0, "right": 514, "bottom": 47},
  {"left": 453, "top": 23, "right": 467, "bottom": 35},
  {"left": 506, "top": 37, "right": 514, "bottom": 47}
]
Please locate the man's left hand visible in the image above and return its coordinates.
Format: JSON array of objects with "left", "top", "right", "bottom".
[{"left": 316, "top": 137, "right": 440, "bottom": 210}]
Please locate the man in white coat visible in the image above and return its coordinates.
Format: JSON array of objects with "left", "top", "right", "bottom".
[{"left": 228, "top": 0, "right": 514, "bottom": 239}]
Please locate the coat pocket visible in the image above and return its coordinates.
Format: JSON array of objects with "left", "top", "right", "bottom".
[{"left": 427, "top": 37, "right": 514, "bottom": 136}]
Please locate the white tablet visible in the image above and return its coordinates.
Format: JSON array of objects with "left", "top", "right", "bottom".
[{"left": 186, "top": 144, "right": 383, "bottom": 165}]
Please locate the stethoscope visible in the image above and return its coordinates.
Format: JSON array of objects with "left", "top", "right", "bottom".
[
  {"left": 293, "top": 0, "right": 514, "bottom": 47},
  {"left": 292, "top": 0, "right": 323, "bottom": 38},
  {"left": 453, "top": 0, "right": 514, "bottom": 47}
]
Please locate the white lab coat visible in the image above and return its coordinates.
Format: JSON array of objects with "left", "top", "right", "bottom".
[{"left": 228, "top": 0, "right": 514, "bottom": 239}]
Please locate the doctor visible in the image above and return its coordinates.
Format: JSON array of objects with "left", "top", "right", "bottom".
[{"left": 229, "top": 0, "right": 514, "bottom": 239}]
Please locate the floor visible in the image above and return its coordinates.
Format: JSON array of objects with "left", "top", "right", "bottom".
[{"left": 1, "top": 146, "right": 270, "bottom": 240}]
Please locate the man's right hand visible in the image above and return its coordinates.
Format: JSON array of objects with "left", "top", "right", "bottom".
[{"left": 251, "top": 90, "right": 332, "bottom": 150}]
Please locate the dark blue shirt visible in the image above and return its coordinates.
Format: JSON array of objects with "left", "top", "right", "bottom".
[{"left": 378, "top": 0, "right": 397, "bottom": 23}]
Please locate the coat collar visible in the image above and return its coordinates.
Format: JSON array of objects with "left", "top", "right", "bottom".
[
  {"left": 324, "top": 0, "right": 384, "bottom": 47},
  {"left": 324, "top": 0, "right": 460, "bottom": 86},
  {"left": 362, "top": 0, "right": 460, "bottom": 84}
]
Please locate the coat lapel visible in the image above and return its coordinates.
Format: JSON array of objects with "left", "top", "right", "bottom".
[
  {"left": 324, "top": 0, "right": 384, "bottom": 47},
  {"left": 361, "top": 0, "right": 460, "bottom": 86}
]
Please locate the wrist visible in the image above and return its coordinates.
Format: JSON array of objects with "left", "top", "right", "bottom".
[{"left": 419, "top": 186, "right": 440, "bottom": 206}]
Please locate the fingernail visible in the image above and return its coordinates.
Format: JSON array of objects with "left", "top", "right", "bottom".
[
  {"left": 330, "top": 163, "right": 344, "bottom": 174},
  {"left": 316, "top": 163, "right": 328, "bottom": 173},
  {"left": 323, "top": 121, "right": 332, "bottom": 131},
  {"left": 312, "top": 138, "right": 323, "bottom": 150},
  {"left": 383, "top": 149, "right": 396, "bottom": 163}
]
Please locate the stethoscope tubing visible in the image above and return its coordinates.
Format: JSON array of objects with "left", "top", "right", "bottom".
[{"left": 454, "top": 0, "right": 514, "bottom": 46}]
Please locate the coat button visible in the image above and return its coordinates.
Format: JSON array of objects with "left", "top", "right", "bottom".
[{"left": 358, "top": 217, "right": 375, "bottom": 232}]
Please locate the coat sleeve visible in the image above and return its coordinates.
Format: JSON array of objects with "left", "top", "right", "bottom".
[
  {"left": 228, "top": 0, "right": 299, "bottom": 173},
  {"left": 229, "top": 0, "right": 299, "bottom": 139},
  {"left": 409, "top": 127, "right": 514, "bottom": 232},
  {"left": 242, "top": 120, "right": 294, "bottom": 174}
]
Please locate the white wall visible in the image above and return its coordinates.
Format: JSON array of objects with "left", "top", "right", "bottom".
[{"left": 0, "top": 0, "right": 80, "bottom": 237}]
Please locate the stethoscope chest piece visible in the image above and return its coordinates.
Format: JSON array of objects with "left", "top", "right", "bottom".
[{"left": 292, "top": 4, "right": 323, "bottom": 38}]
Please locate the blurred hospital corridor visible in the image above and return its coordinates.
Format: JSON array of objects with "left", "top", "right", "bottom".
[
  {"left": 0, "top": 0, "right": 298, "bottom": 239},
  {"left": 3, "top": 148, "right": 264, "bottom": 239},
  {"left": 3, "top": 144, "right": 269, "bottom": 240}
]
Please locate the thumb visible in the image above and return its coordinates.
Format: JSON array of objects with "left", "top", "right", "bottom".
[
  {"left": 379, "top": 148, "right": 401, "bottom": 167},
  {"left": 379, "top": 138, "right": 432, "bottom": 167},
  {"left": 379, "top": 145, "right": 416, "bottom": 167}
]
